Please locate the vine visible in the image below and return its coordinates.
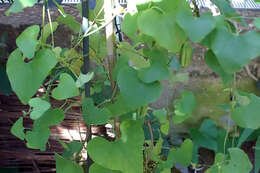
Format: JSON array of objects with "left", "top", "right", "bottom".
[{"left": 1, "top": 0, "right": 260, "bottom": 172}]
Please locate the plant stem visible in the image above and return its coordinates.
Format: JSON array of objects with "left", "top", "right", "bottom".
[{"left": 47, "top": 8, "right": 54, "bottom": 48}]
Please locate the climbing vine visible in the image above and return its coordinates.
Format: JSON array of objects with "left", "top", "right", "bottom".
[{"left": 2, "top": 0, "right": 260, "bottom": 172}]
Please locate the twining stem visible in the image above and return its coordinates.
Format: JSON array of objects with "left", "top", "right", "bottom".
[
  {"left": 47, "top": 8, "right": 55, "bottom": 48},
  {"left": 224, "top": 73, "right": 236, "bottom": 155},
  {"left": 245, "top": 65, "right": 258, "bottom": 81},
  {"left": 41, "top": 1, "right": 46, "bottom": 45},
  {"left": 146, "top": 118, "right": 154, "bottom": 169}
]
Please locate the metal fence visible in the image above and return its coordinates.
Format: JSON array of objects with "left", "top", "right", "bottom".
[
  {"left": 0, "top": 0, "right": 127, "bottom": 5},
  {"left": 0, "top": 0, "right": 260, "bottom": 10},
  {"left": 195, "top": 0, "right": 260, "bottom": 9}
]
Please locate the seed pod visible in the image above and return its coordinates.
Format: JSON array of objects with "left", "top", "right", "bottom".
[{"left": 179, "top": 41, "right": 193, "bottom": 67}]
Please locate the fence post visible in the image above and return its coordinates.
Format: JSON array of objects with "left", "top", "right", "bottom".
[{"left": 81, "top": 0, "right": 93, "bottom": 172}]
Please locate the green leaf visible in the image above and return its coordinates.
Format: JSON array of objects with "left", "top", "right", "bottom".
[
  {"left": 160, "top": 120, "right": 169, "bottom": 135},
  {"left": 232, "top": 92, "right": 260, "bottom": 129},
  {"left": 211, "top": 0, "right": 237, "bottom": 17},
  {"left": 87, "top": 120, "right": 144, "bottom": 173},
  {"left": 177, "top": 12, "right": 216, "bottom": 43},
  {"left": 40, "top": 22, "right": 59, "bottom": 44},
  {"left": 254, "top": 17, "right": 260, "bottom": 30},
  {"left": 154, "top": 109, "right": 167, "bottom": 123},
  {"left": 205, "top": 50, "right": 233, "bottom": 85},
  {"left": 33, "top": 108, "right": 65, "bottom": 130},
  {"left": 25, "top": 128, "right": 50, "bottom": 151},
  {"left": 161, "top": 169, "right": 171, "bottom": 173},
  {"left": 16, "top": 25, "right": 40, "bottom": 59},
  {"left": 117, "top": 66, "right": 162, "bottom": 107},
  {"left": 90, "top": 164, "right": 121, "bottom": 173},
  {"left": 117, "top": 42, "right": 150, "bottom": 70},
  {"left": 153, "top": 137, "right": 163, "bottom": 156},
  {"left": 82, "top": 98, "right": 111, "bottom": 125},
  {"left": 205, "top": 153, "right": 225, "bottom": 173},
  {"left": 190, "top": 119, "right": 218, "bottom": 161},
  {"left": 89, "top": 0, "right": 104, "bottom": 23},
  {"left": 138, "top": 8, "right": 186, "bottom": 53},
  {"left": 237, "top": 128, "right": 254, "bottom": 148},
  {"left": 29, "top": 98, "right": 51, "bottom": 120},
  {"left": 173, "top": 90, "right": 197, "bottom": 124},
  {"left": 122, "top": 13, "right": 138, "bottom": 40},
  {"left": 5, "top": 0, "right": 38, "bottom": 15},
  {"left": 90, "top": 27, "right": 107, "bottom": 61},
  {"left": 222, "top": 148, "right": 252, "bottom": 173},
  {"left": 10, "top": 117, "right": 25, "bottom": 140},
  {"left": 7, "top": 49, "right": 57, "bottom": 104},
  {"left": 57, "top": 14, "right": 81, "bottom": 33},
  {"left": 106, "top": 95, "right": 139, "bottom": 117},
  {"left": 255, "top": 137, "right": 260, "bottom": 173},
  {"left": 200, "top": 119, "right": 217, "bottom": 138},
  {"left": 164, "top": 139, "right": 193, "bottom": 168},
  {"left": 52, "top": 73, "right": 79, "bottom": 100},
  {"left": 76, "top": 72, "right": 94, "bottom": 88},
  {"left": 62, "top": 141, "right": 83, "bottom": 159},
  {"left": 138, "top": 48, "right": 170, "bottom": 83},
  {"left": 55, "top": 153, "right": 84, "bottom": 173},
  {"left": 211, "top": 28, "right": 260, "bottom": 73}
]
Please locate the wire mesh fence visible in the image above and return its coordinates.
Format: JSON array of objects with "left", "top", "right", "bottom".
[
  {"left": 0, "top": 0, "right": 259, "bottom": 9},
  {"left": 0, "top": 0, "right": 127, "bottom": 5}
]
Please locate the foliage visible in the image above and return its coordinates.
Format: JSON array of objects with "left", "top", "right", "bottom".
[{"left": 4, "top": 0, "right": 260, "bottom": 172}]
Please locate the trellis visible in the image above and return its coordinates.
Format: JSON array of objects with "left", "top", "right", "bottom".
[{"left": 1, "top": 0, "right": 260, "bottom": 9}]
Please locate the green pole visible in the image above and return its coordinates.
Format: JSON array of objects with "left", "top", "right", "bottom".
[{"left": 82, "top": 0, "right": 93, "bottom": 172}]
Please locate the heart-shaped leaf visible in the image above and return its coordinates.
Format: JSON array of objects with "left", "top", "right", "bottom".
[
  {"left": 55, "top": 153, "right": 84, "bottom": 173},
  {"left": 52, "top": 73, "right": 79, "bottom": 100},
  {"left": 138, "top": 48, "right": 170, "bottom": 83},
  {"left": 162, "top": 139, "right": 193, "bottom": 168},
  {"left": 232, "top": 92, "right": 260, "bottom": 129},
  {"left": 87, "top": 120, "right": 144, "bottom": 173},
  {"left": 82, "top": 98, "right": 111, "bottom": 125},
  {"left": 29, "top": 98, "right": 51, "bottom": 120},
  {"left": 205, "top": 50, "right": 233, "bottom": 85},
  {"left": 10, "top": 117, "right": 25, "bottom": 140},
  {"left": 5, "top": 0, "right": 38, "bottom": 15},
  {"left": 117, "top": 42, "right": 150, "bottom": 70},
  {"left": 57, "top": 15, "right": 81, "bottom": 33},
  {"left": 25, "top": 128, "right": 50, "bottom": 151},
  {"left": 76, "top": 72, "right": 94, "bottom": 88},
  {"left": 211, "top": 28, "right": 260, "bottom": 73},
  {"left": 222, "top": 148, "right": 252, "bottom": 173},
  {"left": 173, "top": 90, "right": 197, "bottom": 124},
  {"left": 177, "top": 12, "right": 216, "bottom": 43},
  {"left": 90, "top": 164, "right": 121, "bottom": 173},
  {"left": 254, "top": 17, "right": 260, "bottom": 30},
  {"left": 7, "top": 49, "right": 57, "bottom": 104},
  {"left": 117, "top": 66, "right": 162, "bottom": 107},
  {"left": 122, "top": 13, "right": 138, "bottom": 41},
  {"left": 40, "top": 22, "right": 59, "bottom": 44},
  {"left": 62, "top": 141, "right": 83, "bottom": 160},
  {"left": 106, "top": 95, "right": 139, "bottom": 117},
  {"left": 138, "top": 11, "right": 185, "bottom": 53},
  {"left": 33, "top": 108, "right": 65, "bottom": 130},
  {"left": 16, "top": 25, "right": 40, "bottom": 59},
  {"left": 138, "top": 9, "right": 186, "bottom": 53}
]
